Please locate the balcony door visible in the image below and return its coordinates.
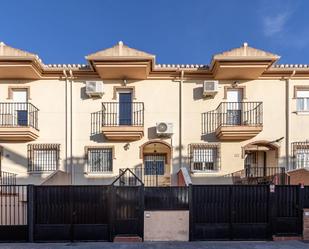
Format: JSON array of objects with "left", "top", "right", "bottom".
[
  {"left": 119, "top": 92, "right": 132, "bottom": 125},
  {"left": 12, "top": 89, "right": 28, "bottom": 126},
  {"left": 226, "top": 89, "right": 243, "bottom": 125}
]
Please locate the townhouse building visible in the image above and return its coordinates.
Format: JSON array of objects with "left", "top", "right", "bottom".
[{"left": 0, "top": 41, "right": 309, "bottom": 186}]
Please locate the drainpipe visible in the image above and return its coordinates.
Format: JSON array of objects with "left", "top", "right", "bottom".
[
  {"left": 179, "top": 70, "right": 184, "bottom": 169},
  {"left": 69, "top": 69, "right": 74, "bottom": 185},
  {"left": 285, "top": 70, "right": 296, "bottom": 171},
  {"left": 63, "top": 70, "right": 68, "bottom": 177}
]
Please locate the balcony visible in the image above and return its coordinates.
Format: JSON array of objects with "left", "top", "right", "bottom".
[
  {"left": 202, "top": 102, "right": 263, "bottom": 140},
  {"left": 225, "top": 167, "right": 288, "bottom": 185},
  {"left": 91, "top": 102, "right": 144, "bottom": 141},
  {"left": 0, "top": 102, "right": 39, "bottom": 141}
]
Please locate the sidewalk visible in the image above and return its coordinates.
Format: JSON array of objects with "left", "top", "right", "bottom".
[{"left": 0, "top": 241, "right": 307, "bottom": 249}]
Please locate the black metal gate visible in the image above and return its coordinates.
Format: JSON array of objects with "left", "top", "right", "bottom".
[
  {"left": 0, "top": 185, "right": 28, "bottom": 241},
  {"left": 273, "top": 185, "right": 302, "bottom": 236},
  {"left": 110, "top": 185, "right": 144, "bottom": 240},
  {"left": 33, "top": 185, "right": 110, "bottom": 241},
  {"left": 190, "top": 185, "right": 271, "bottom": 240}
]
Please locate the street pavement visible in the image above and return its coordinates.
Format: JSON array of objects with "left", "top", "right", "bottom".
[{"left": 0, "top": 241, "right": 308, "bottom": 249}]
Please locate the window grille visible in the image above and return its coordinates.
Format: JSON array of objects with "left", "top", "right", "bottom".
[
  {"left": 86, "top": 147, "right": 113, "bottom": 173},
  {"left": 28, "top": 144, "right": 60, "bottom": 172},
  {"left": 188, "top": 143, "right": 220, "bottom": 172},
  {"left": 292, "top": 142, "right": 309, "bottom": 169}
]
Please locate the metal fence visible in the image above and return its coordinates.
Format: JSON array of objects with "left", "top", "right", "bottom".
[
  {"left": 144, "top": 187, "right": 188, "bottom": 210},
  {"left": 0, "top": 185, "right": 28, "bottom": 241},
  {"left": 0, "top": 185, "right": 308, "bottom": 242},
  {"left": 0, "top": 171, "right": 17, "bottom": 185},
  {"left": 34, "top": 185, "right": 110, "bottom": 241},
  {"left": 190, "top": 185, "right": 309, "bottom": 241}
]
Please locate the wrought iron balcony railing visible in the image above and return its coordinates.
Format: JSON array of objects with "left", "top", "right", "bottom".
[
  {"left": 202, "top": 102, "right": 263, "bottom": 134},
  {"left": 91, "top": 102, "right": 144, "bottom": 135},
  {"left": 225, "top": 167, "right": 287, "bottom": 185},
  {"left": 102, "top": 102, "right": 144, "bottom": 126},
  {"left": 0, "top": 102, "right": 39, "bottom": 130}
]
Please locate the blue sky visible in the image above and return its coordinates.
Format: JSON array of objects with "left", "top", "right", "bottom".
[{"left": 0, "top": 0, "right": 308, "bottom": 65}]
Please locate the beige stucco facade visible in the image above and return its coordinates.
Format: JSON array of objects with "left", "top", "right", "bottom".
[
  {"left": 0, "top": 41, "right": 309, "bottom": 185},
  {"left": 144, "top": 211, "right": 189, "bottom": 241}
]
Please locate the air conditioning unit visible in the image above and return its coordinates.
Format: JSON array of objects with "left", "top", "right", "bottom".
[
  {"left": 85, "top": 81, "right": 104, "bottom": 97},
  {"left": 203, "top": 80, "right": 218, "bottom": 97},
  {"left": 156, "top": 122, "right": 173, "bottom": 137}
]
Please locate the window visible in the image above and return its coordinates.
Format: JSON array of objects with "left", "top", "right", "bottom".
[
  {"left": 292, "top": 142, "right": 309, "bottom": 169},
  {"left": 296, "top": 90, "right": 309, "bottom": 112},
  {"left": 86, "top": 147, "right": 113, "bottom": 173},
  {"left": 28, "top": 144, "right": 60, "bottom": 172},
  {"left": 189, "top": 144, "right": 220, "bottom": 172},
  {"left": 8, "top": 86, "right": 30, "bottom": 101}
]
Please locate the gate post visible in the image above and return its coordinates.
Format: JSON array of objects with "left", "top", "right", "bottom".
[
  {"left": 229, "top": 185, "right": 233, "bottom": 240},
  {"left": 109, "top": 185, "right": 115, "bottom": 242},
  {"left": 27, "top": 185, "right": 34, "bottom": 242},
  {"left": 268, "top": 184, "right": 276, "bottom": 239},
  {"left": 298, "top": 184, "right": 305, "bottom": 236},
  {"left": 188, "top": 184, "right": 193, "bottom": 241},
  {"left": 139, "top": 184, "right": 145, "bottom": 241}
]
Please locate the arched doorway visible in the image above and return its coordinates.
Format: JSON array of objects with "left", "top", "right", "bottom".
[
  {"left": 139, "top": 140, "right": 172, "bottom": 186},
  {"left": 242, "top": 140, "right": 281, "bottom": 179}
]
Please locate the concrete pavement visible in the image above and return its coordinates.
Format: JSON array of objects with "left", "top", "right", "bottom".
[{"left": 0, "top": 241, "right": 308, "bottom": 249}]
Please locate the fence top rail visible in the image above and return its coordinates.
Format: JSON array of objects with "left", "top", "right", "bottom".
[
  {"left": 192, "top": 184, "right": 270, "bottom": 187},
  {"left": 33, "top": 185, "right": 111, "bottom": 187},
  {"left": 0, "top": 185, "right": 28, "bottom": 187},
  {"left": 145, "top": 186, "right": 189, "bottom": 189},
  {"left": 191, "top": 184, "right": 304, "bottom": 187}
]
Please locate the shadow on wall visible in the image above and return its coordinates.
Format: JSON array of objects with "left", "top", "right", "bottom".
[
  {"left": 90, "top": 133, "right": 108, "bottom": 143},
  {"left": 192, "top": 86, "right": 216, "bottom": 101},
  {"left": 2, "top": 146, "right": 28, "bottom": 171},
  {"left": 201, "top": 133, "right": 218, "bottom": 142},
  {"left": 147, "top": 126, "right": 157, "bottom": 140},
  {"left": 193, "top": 86, "right": 205, "bottom": 101},
  {"left": 2, "top": 142, "right": 235, "bottom": 186},
  {"left": 2, "top": 147, "right": 44, "bottom": 184}
]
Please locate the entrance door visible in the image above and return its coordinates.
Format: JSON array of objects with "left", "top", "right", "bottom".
[
  {"left": 144, "top": 154, "right": 165, "bottom": 175},
  {"left": 143, "top": 154, "right": 166, "bottom": 186},
  {"left": 226, "top": 89, "right": 243, "bottom": 125},
  {"left": 12, "top": 89, "right": 28, "bottom": 126},
  {"left": 119, "top": 92, "right": 132, "bottom": 125},
  {"left": 244, "top": 152, "right": 257, "bottom": 177}
]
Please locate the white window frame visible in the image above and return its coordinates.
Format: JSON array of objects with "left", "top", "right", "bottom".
[
  {"left": 296, "top": 90, "right": 309, "bottom": 112},
  {"left": 190, "top": 144, "right": 220, "bottom": 173}
]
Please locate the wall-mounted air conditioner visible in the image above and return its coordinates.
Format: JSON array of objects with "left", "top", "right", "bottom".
[
  {"left": 203, "top": 80, "right": 218, "bottom": 97},
  {"left": 85, "top": 81, "right": 104, "bottom": 97},
  {"left": 156, "top": 122, "right": 173, "bottom": 137}
]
